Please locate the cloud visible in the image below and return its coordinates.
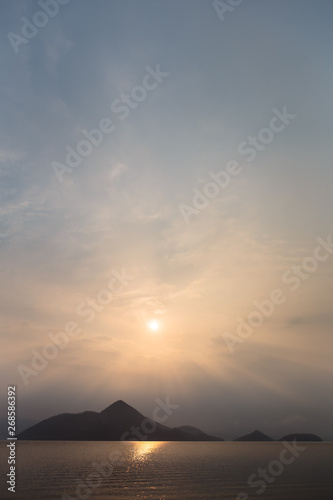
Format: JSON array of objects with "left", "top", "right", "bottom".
[{"left": 109, "top": 162, "right": 127, "bottom": 181}]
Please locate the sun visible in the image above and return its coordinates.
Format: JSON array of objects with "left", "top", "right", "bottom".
[{"left": 147, "top": 319, "right": 160, "bottom": 332}]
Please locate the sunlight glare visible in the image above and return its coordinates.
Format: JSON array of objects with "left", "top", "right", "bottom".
[{"left": 147, "top": 320, "right": 160, "bottom": 332}]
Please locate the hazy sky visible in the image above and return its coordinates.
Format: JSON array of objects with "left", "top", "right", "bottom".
[{"left": 1, "top": 0, "right": 333, "bottom": 440}]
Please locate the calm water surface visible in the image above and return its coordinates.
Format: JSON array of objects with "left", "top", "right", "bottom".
[{"left": 0, "top": 441, "right": 332, "bottom": 499}]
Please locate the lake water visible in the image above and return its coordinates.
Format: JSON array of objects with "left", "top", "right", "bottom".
[{"left": 0, "top": 441, "right": 332, "bottom": 499}]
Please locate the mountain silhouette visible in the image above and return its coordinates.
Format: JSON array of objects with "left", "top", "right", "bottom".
[
  {"left": 234, "top": 430, "right": 273, "bottom": 441},
  {"left": 16, "top": 401, "right": 323, "bottom": 442},
  {"left": 17, "top": 400, "right": 223, "bottom": 441},
  {"left": 175, "top": 425, "right": 224, "bottom": 441},
  {"left": 234, "top": 430, "right": 323, "bottom": 442}
]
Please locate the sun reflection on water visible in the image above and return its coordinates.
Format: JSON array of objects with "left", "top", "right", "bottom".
[{"left": 131, "top": 441, "right": 164, "bottom": 461}]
